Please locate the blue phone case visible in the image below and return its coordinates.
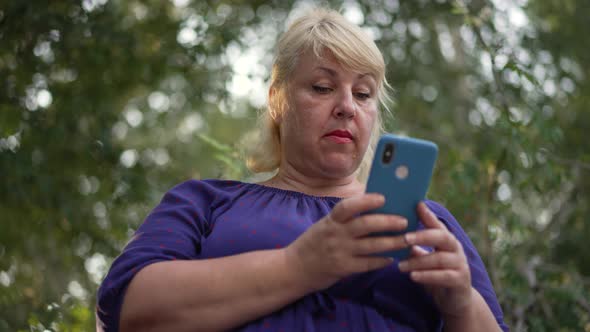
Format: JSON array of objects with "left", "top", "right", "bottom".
[{"left": 365, "top": 134, "right": 438, "bottom": 260}]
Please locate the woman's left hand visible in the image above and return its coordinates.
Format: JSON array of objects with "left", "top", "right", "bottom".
[{"left": 398, "top": 202, "right": 474, "bottom": 318}]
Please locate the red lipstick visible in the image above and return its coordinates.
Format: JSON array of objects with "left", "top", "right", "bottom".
[{"left": 324, "top": 129, "right": 353, "bottom": 143}]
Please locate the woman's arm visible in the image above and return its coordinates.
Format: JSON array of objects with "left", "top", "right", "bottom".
[
  {"left": 120, "top": 249, "right": 307, "bottom": 332},
  {"left": 441, "top": 288, "right": 502, "bottom": 332}
]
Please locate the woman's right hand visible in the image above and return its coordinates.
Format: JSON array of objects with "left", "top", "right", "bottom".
[{"left": 284, "top": 193, "right": 409, "bottom": 292}]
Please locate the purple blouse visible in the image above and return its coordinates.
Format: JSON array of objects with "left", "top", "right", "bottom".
[{"left": 97, "top": 179, "right": 509, "bottom": 331}]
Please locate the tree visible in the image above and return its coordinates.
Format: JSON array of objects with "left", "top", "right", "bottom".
[{"left": 0, "top": 0, "right": 588, "bottom": 330}]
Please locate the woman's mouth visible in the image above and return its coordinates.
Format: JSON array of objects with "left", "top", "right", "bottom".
[{"left": 324, "top": 130, "right": 353, "bottom": 143}]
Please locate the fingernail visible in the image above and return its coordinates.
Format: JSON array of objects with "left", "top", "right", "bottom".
[
  {"left": 372, "top": 194, "right": 385, "bottom": 203},
  {"left": 404, "top": 233, "right": 415, "bottom": 245},
  {"left": 392, "top": 216, "right": 407, "bottom": 227},
  {"left": 400, "top": 218, "right": 408, "bottom": 228},
  {"left": 398, "top": 261, "right": 408, "bottom": 271}
]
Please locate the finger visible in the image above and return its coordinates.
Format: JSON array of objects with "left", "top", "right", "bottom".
[
  {"left": 404, "top": 229, "right": 461, "bottom": 252},
  {"left": 354, "top": 256, "right": 394, "bottom": 273},
  {"left": 330, "top": 193, "right": 385, "bottom": 223},
  {"left": 417, "top": 202, "right": 444, "bottom": 230},
  {"left": 410, "top": 245, "right": 431, "bottom": 257},
  {"left": 408, "top": 270, "right": 468, "bottom": 287},
  {"left": 398, "top": 252, "right": 463, "bottom": 272},
  {"left": 348, "top": 214, "right": 407, "bottom": 237},
  {"left": 354, "top": 235, "right": 408, "bottom": 255}
]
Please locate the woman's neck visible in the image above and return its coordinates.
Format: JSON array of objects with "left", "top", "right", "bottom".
[{"left": 259, "top": 167, "right": 364, "bottom": 198}]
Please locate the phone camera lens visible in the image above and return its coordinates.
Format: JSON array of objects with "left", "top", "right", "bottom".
[{"left": 382, "top": 143, "right": 395, "bottom": 164}]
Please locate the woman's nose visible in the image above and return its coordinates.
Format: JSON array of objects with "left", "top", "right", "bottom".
[{"left": 333, "top": 91, "right": 356, "bottom": 119}]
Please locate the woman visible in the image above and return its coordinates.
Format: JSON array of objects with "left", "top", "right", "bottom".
[{"left": 97, "top": 8, "right": 508, "bottom": 332}]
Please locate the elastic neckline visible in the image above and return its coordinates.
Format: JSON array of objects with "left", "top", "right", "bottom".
[{"left": 243, "top": 181, "right": 344, "bottom": 201}]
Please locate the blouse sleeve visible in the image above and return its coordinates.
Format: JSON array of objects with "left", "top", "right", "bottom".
[
  {"left": 425, "top": 200, "right": 510, "bottom": 332},
  {"left": 96, "top": 180, "right": 216, "bottom": 332}
]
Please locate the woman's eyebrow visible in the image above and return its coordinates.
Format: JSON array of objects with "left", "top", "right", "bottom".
[
  {"left": 313, "top": 66, "right": 376, "bottom": 85},
  {"left": 314, "top": 66, "right": 338, "bottom": 76},
  {"left": 358, "top": 72, "right": 374, "bottom": 79}
]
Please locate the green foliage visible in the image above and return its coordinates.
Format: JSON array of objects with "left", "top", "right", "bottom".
[{"left": 1, "top": 0, "right": 589, "bottom": 330}]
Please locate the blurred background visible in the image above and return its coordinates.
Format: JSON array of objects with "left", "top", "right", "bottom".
[{"left": 1, "top": 0, "right": 589, "bottom": 331}]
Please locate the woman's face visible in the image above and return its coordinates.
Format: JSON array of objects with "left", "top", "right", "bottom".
[{"left": 277, "top": 50, "right": 379, "bottom": 180}]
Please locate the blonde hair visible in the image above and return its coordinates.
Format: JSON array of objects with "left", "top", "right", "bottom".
[{"left": 246, "top": 8, "right": 392, "bottom": 181}]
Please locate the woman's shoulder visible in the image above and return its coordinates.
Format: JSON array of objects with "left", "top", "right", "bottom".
[
  {"left": 424, "top": 200, "right": 455, "bottom": 222},
  {"left": 423, "top": 200, "right": 466, "bottom": 235},
  {"left": 154, "top": 179, "right": 251, "bottom": 208},
  {"left": 423, "top": 200, "right": 479, "bottom": 258}
]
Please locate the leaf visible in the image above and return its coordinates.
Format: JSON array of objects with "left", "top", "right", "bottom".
[{"left": 197, "top": 133, "right": 233, "bottom": 153}]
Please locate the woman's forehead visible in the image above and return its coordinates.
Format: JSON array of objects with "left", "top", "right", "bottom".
[{"left": 298, "top": 50, "right": 377, "bottom": 81}]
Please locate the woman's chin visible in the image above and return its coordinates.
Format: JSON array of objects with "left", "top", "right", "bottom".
[{"left": 317, "top": 159, "right": 359, "bottom": 179}]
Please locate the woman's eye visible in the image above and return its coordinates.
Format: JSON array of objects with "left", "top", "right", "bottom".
[
  {"left": 312, "top": 85, "right": 332, "bottom": 94},
  {"left": 355, "top": 92, "right": 371, "bottom": 100}
]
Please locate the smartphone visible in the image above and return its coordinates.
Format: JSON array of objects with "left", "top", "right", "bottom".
[{"left": 364, "top": 134, "right": 438, "bottom": 260}]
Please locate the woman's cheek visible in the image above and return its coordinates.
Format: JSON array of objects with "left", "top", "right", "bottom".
[{"left": 362, "top": 109, "right": 377, "bottom": 131}]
